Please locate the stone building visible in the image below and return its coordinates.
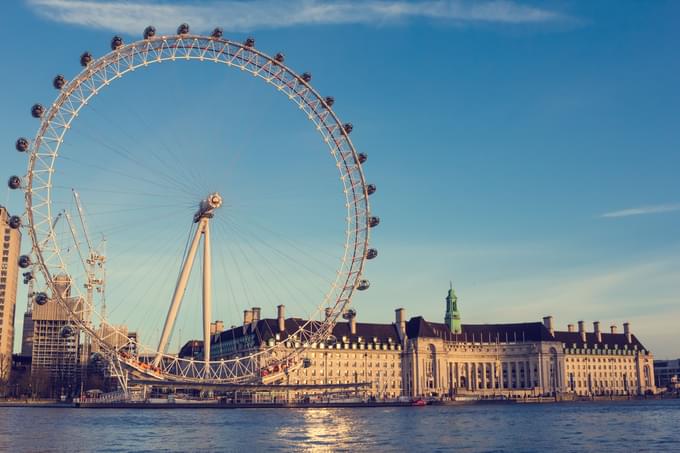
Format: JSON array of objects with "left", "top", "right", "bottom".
[
  {"left": 402, "top": 313, "right": 655, "bottom": 397},
  {"left": 187, "top": 286, "right": 656, "bottom": 399},
  {"left": 0, "top": 206, "right": 21, "bottom": 385}
]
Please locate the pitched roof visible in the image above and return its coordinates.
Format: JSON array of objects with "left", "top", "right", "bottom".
[
  {"left": 406, "top": 316, "right": 553, "bottom": 342},
  {"left": 210, "top": 318, "right": 400, "bottom": 347},
  {"left": 553, "top": 331, "right": 647, "bottom": 351}
]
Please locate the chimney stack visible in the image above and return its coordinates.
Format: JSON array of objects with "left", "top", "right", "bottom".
[
  {"left": 610, "top": 324, "right": 617, "bottom": 335},
  {"left": 349, "top": 312, "right": 357, "bottom": 335},
  {"left": 243, "top": 309, "right": 253, "bottom": 325},
  {"left": 623, "top": 322, "right": 632, "bottom": 343},
  {"left": 395, "top": 308, "right": 407, "bottom": 342},
  {"left": 567, "top": 324, "right": 575, "bottom": 333},
  {"left": 593, "top": 321, "right": 602, "bottom": 343},
  {"left": 578, "top": 320, "right": 586, "bottom": 342},
  {"left": 543, "top": 316, "right": 554, "bottom": 337},
  {"left": 251, "top": 307, "right": 261, "bottom": 322},
  {"left": 277, "top": 304, "right": 285, "bottom": 332}
]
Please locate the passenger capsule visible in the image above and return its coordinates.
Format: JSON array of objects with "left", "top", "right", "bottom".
[
  {"left": 357, "top": 279, "right": 370, "bottom": 291},
  {"left": 80, "top": 51, "right": 93, "bottom": 67},
  {"left": 31, "top": 104, "right": 44, "bottom": 118},
  {"left": 60, "top": 325, "right": 75, "bottom": 338},
  {"left": 244, "top": 37, "right": 255, "bottom": 47},
  {"left": 369, "top": 216, "right": 380, "bottom": 228},
  {"left": 342, "top": 308, "right": 357, "bottom": 320},
  {"left": 35, "top": 292, "right": 49, "bottom": 306},
  {"left": 18, "top": 255, "right": 31, "bottom": 269},
  {"left": 324, "top": 96, "right": 335, "bottom": 107},
  {"left": 357, "top": 152, "right": 367, "bottom": 164},
  {"left": 366, "top": 248, "right": 378, "bottom": 260},
  {"left": 274, "top": 52, "right": 285, "bottom": 63},
  {"left": 15, "top": 137, "right": 29, "bottom": 152},
  {"left": 211, "top": 27, "right": 223, "bottom": 38},
  {"left": 143, "top": 25, "right": 156, "bottom": 39},
  {"left": 303, "top": 358, "right": 312, "bottom": 368},
  {"left": 8, "top": 175, "right": 21, "bottom": 190},
  {"left": 301, "top": 72, "right": 312, "bottom": 83},
  {"left": 177, "top": 23, "right": 190, "bottom": 35},
  {"left": 53, "top": 74, "right": 66, "bottom": 90},
  {"left": 343, "top": 123, "right": 353, "bottom": 134},
  {"left": 367, "top": 184, "right": 376, "bottom": 195},
  {"left": 8, "top": 215, "right": 21, "bottom": 229},
  {"left": 110, "top": 35, "right": 123, "bottom": 50}
]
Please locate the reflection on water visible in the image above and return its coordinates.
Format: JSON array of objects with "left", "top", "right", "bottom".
[{"left": 1, "top": 400, "right": 679, "bottom": 452}]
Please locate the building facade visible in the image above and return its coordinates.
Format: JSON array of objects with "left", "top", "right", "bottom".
[
  {"left": 403, "top": 314, "right": 655, "bottom": 397},
  {"left": 185, "top": 287, "right": 656, "bottom": 399},
  {"left": 30, "top": 274, "right": 85, "bottom": 397},
  {"left": 0, "top": 206, "right": 21, "bottom": 385},
  {"left": 654, "top": 359, "right": 680, "bottom": 389}
]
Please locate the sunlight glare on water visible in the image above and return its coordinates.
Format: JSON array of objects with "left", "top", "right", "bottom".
[{"left": 1, "top": 401, "right": 679, "bottom": 452}]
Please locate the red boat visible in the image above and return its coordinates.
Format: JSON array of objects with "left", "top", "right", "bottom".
[{"left": 411, "top": 398, "right": 427, "bottom": 406}]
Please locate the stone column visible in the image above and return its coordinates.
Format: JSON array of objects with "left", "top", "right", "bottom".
[
  {"left": 491, "top": 362, "right": 496, "bottom": 389},
  {"left": 479, "top": 363, "right": 486, "bottom": 390}
]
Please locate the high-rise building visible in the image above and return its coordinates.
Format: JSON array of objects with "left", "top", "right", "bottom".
[
  {"left": 0, "top": 206, "right": 21, "bottom": 385},
  {"left": 20, "top": 309, "right": 34, "bottom": 357},
  {"left": 30, "top": 274, "right": 85, "bottom": 397}
]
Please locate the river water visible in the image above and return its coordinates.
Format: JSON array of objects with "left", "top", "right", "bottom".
[{"left": 1, "top": 400, "right": 679, "bottom": 452}]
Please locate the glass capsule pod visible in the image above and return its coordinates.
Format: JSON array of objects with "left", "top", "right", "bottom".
[
  {"left": 367, "top": 184, "right": 376, "bottom": 195},
  {"left": 369, "top": 216, "right": 380, "bottom": 228},
  {"left": 357, "top": 279, "right": 370, "bottom": 290},
  {"left": 143, "top": 25, "right": 156, "bottom": 39},
  {"left": 31, "top": 104, "right": 44, "bottom": 118},
  {"left": 18, "top": 255, "right": 31, "bottom": 268},
  {"left": 244, "top": 37, "right": 255, "bottom": 47},
  {"left": 275, "top": 52, "right": 285, "bottom": 63},
  {"left": 301, "top": 72, "right": 312, "bottom": 82},
  {"left": 211, "top": 27, "right": 223, "bottom": 38},
  {"left": 35, "top": 292, "right": 49, "bottom": 305},
  {"left": 366, "top": 248, "right": 378, "bottom": 260},
  {"left": 8, "top": 175, "right": 21, "bottom": 190},
  {"left": 60, "top": 325, "right": 75, "bottom": 338},
  {"left": 177, "top": 23, "right": 190, "bottom": 34},
  {"left": 80, "top": 51, "right": 93, "bottom": 67},
  {"left": 8, "top": 215, "right": 21, "bottom": 229},
  {"left": 342, "top": 308, "right": 357, "bottom": 319},
  {"left": 110, "top": 36, "right": 123, "bottom": 50},
  {"left": 343, "top": 123, "right": 353, "bottom": 134},
  {"left": 15, "top": 137, "right": 29, "bottom": 152},
  {"left": 53, "top": 74, "right": 66, "bottom": 90}
]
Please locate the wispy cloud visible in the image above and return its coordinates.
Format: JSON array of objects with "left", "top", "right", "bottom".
[
  {"left": 26, "top": 0, "right": 565, "bottom": 33},
  {"left": 601, "top": 203, "right": 680, "bottom": 218}
]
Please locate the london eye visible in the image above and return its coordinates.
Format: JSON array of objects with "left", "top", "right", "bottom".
[{"left": 7, "top": 24, "right": 378, "bottom": 391}]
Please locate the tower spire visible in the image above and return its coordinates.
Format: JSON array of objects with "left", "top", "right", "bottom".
[{"left": 445, "top": 282, "right": 461, "bottom": 334}]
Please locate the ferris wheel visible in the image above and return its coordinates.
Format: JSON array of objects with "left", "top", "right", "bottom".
[{"left": 7, "top": 24, "right": 379, "bottom": 390}]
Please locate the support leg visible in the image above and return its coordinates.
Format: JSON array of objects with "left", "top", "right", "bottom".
[
  {"left": 155, "top": 221, "right": 204, "bottom": 366},
  {"left": 203, "top": 221, "right": 212, "bottom": 376}
]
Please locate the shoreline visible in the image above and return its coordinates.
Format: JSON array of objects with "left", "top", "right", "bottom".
[{"left": 1, "top": 395, "right": 676, "bottom": 409}]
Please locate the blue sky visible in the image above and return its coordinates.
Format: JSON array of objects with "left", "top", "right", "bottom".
[{"left": 1, "top": 1, "right": 679, "bottom": 357}]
